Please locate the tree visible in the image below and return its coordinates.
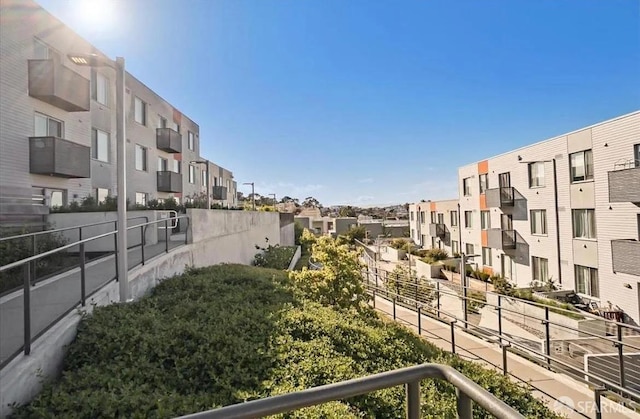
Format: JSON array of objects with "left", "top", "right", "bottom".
[
  {"left": 337, "top": 226, "right": 367, "bottom": 245},
  {"left": 338, "top": 206, "right": 357, "bottom": 217},
  {"left": 302, "top": 196, "right": 321, "bottom": 208}
]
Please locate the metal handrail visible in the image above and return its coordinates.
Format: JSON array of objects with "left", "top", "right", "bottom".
[
  {"left": 0, "top": 215, "right": 149, "bottom": 242},
  {"left": 177, "top": 363, "right": 523, "bottom": 419}
]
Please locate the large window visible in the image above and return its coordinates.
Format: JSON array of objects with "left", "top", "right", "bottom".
[
  {"left": 528, "top": 162, "right": 545, "bottom": 187},
  {"left": 431, "top": 211, "right": 437, "bottom": 223},
  {"left": 91, "top": 70, "right": 109, "bottom": 106},
  {"left": 202, "top": 170, "right": 208, "bottom": 187},
  {"left": 34, "top": 112, "right": 63, "bottom": 137},
  {"left": 188, "top": 131, "right": 195, "bottom": 150},
  {"left": 464, "top": 211, "right": 473, "bottom": 228},
  {"left": 437, "top": 213, "right": 444, "bottom": 224},
  {"left": 634, "top": 144, "right": 640, "bottom": 168},
  {"left": 173, "top": 159, "right": 181, "bottom": 173},
  {"left": 463, "top": 178, "right": 472, "bottom": 196},
  {"left": 479, "top": 174, "right": 488, "bottom": 194},
  {"left": 48, "top": 189, "right": 65, "bottom": 208},
  {"left": 189, "top": 164, "right": 196, "bottom": 184},
  {"left": 465, "top": 243, "right": 474, "bottom": 256},
  {"left": 575, "top": 265, "right": 599, "bottom": 297},
  {"left": 451, "top": 240, "right": 459, "bottom": 255},
  {"left": 158, "top": 157, "right": 168, "bottom": 171},
  {"left": 532, "top": 256, "right": 548, "bottom": 283},
  {"left": 91, "top": 128, "right": 109, "bottom": 162},
  {"left": 570, "top": 150, "right": 593, "bottom": 182},
  {"left": 134, "top": 97, "right": 146, "bottom": 125},
  {"left": 135, "top": 192, "right": 147, "bottom": 206},
  {"left": 410, "top": 211, "right": 414, "bottom": 221},
  {"left": 572, "top": 209, "right": 596, "bottom": 239},
  {"left": 480, "top": 210, "right": 490, "bottom": 230},
  {"left": 158, "top": 115, "right": 167, "bottom": 129},
  {"left": 95, "top": 188, "right": 109, "bottom": 203},
  {"left": 530, "top": 209, "right": 547, "bottom": 235},
  {"left": 450, "top": 210, "right": 458, "bottom": 226},
  {"left": 420, "top": 211, "right": 425, "bottom": 223},
  {"left": 33, "top": 38, "right": 51, "bottom": 59},
  {"left": 482, "top": 247, "right": 492, "bottom": 266},
  {"left": 135, "top": 145, "right": 147, "bottom": 171}
]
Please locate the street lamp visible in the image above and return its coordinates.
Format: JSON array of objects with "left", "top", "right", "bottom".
[
  {"left": 268, "top": 193, "right": 277, "bottom": 211},
  {"left": 243, "top": 182, "right": 255, "bottom": 210},
  {"left": 68, "top": 53, "right": 128, "bottom": 302},
  {"left": 190, "top": 160, "right": 210, "bottom": 209}
]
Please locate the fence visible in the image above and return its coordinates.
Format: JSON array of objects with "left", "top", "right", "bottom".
[
  {"left": 0, "top": 215, "right": 190, "bottom": 369},
  {"left": 362, "top": 267, "right": 640, "bottom": 416},
  {"left": 177, "top": 363, "right": 524, "bottom": 419}
]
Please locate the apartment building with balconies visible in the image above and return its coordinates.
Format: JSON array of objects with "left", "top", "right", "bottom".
[
  {"left": 209, "top": 162, "right": 238, "bottom": 208},
  {"left": 410, "top": 200, "right": 460, "bottom": 257},
  {"left": 458, "top": 111, "right": 640, "bottom": 324},
  {"left": 0, "top": 0, "right": 236, "bottom": 217}
]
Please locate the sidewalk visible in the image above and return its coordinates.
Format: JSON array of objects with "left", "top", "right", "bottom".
[{"left": 372, "top": 295, "right": 639, "bottom": 419}]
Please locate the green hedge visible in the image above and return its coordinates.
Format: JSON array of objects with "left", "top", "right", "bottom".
[{"left": 11, "top": 265, "right": 559, "bottom": 418}]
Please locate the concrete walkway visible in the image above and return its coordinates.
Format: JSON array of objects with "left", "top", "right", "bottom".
[
  {"left": 0, "top": 237, "right": 185, "bottom": 365},
  {"left": 372, "top": 295, "right": 639, "bottom": 419}
]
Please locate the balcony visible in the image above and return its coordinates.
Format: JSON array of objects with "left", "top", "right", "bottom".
[
  {"left": 608, "top": 167, "right": 640, "bottom": 204},
  {"left": 29, "top": 137, "right": 90, "bottom": 178},
  {"left": 156, "top": 128, "right": 182, "bottom": 153},
  {"left": 157, "top": 171, "right": 182, "bottom": 193},
  {"left": 428, "top": 223, "right": 446, "bottom": 238},
  {"left": 485, "top": 187, "right": 515, "bottom": 208},
  {"left": 612, "top": 239, "right": 640, "bottom": 276},
  {"left": 28, "top": 60, "right": 90, "bottom": 112},
  {"left": 487, "top": 228, "right": 517, "bottom": 250},
  {"left": 212, "top": 186, "right": 227, "bottom": 200}
]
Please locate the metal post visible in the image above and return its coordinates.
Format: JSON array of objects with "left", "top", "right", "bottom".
[
  {"left": 461, "top": 253, "right": 468, "bottom": 329},
  {"left": 115, "top": 56, "right": 129, "bottom": 303},
  {"left": 497, "top": 295, "right": 502, "bottom": 344},
  {"left": 165, "top": 219, "right": 169, "bottom": 253},
  {"left": 375, "top": 268, "right": 379, "bottom": 288},
  {"left": 373, "top": 290, "right": 376, "bottom": 308},
  {"left": 436, "top": 280, "right": 441, "bottom": 318},
  {"left": 393, "top": 298, "right": 397, "bottom": 320},
  {"left": 456, "top": 389, "right": 472, "bottom": 419},
  {"left": 617, "top": 324, "right": 626, "bottom": 388},
  {"left": 140, "top": 225, "right": 145, "bottom": 265},
  {"left": 417, "top": 306, "right": 422, "bottom": 335},
  {"left": 31, "top": 234, "right": 37, "bottom": 284},
  {"left": 414, "top": 275, "right": 418, "bottom": 309},
  {"left": 450, "top": 320, "right": 456, "bottom": 354},
  {"left": 502, "top": 343, "right": 509, "bottom": 376},
  {"left": 405, "top": 381, "right": 420, "bottom": 419},
  {"left": 80, "top": 243, "right": 86, "bottom": 306},
  {"left": 23, "top": 263, "right": 31, "bottom": 355},
  {"left": 544, "top": 306, "right": 551, "bottom": 370},
  {"left": 594, "top": 387, "right": 605, "bottom": 419},
  {"left": 113, "top": 222, "right": 119, "bottom": 281},
  {"left": 206, "top": 161, "right": 210, "bottom": 209}
]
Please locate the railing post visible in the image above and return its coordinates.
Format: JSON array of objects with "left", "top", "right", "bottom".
[
  {"left": 456, "top": 389, "right": 472, "bottom": 419},
  {"left": 373, "top": 290, "right": 376, "bottom": 309},
  {"left": 140, "top": 225, "right": 145, "bottom": 265},
  {"left": 31, "top": 234, "right": 37, "bottom": 285},
  {"left": 462, "top": 274, "right": 468, "bottom": 330},
  {"left": 23, "top": 263, "right": 31, "bottom": 355},
  {"left": 417, "top": 306, "right": 422, "bottom": 335},
  {"left": 594, "top": 387, "right": 605, "bottom": 419},
  {"left": 165, "top": 219, "right": 169, "bottom": 253},
  {"left": 114, "top": 221, "right": 119, "bottom": 282},
  {"left": 436, "top": 280, "right": 441, "bottom": 319},
  {"left": 497, "top": 295, "right": 503, "bottom": 344},
  {"left": 450, "top": 320, "right": 456, "bottom": 354},
  {"left": 502, "top": 343, "right": 509, "bottom": 376},
  {"left": 414, "top": 275, "right": 418, "bottom": 309},
  {"left": 375, "top": 268, "right": 379, "bottom": 288},
  {"left": 393, "top": 297, "right": 397, "bottom": 320},
  {"left": 544, "top": 306, "right": 551, "bottom": 370},
  {"left": 617, "top": 324, "right": 626, "bottom": 388},
  {"left": 80, "top": 243, "right": 86, "bottom": 306},
  {"left": 405, "top": 380, "right": 420, "bottom": 419}
]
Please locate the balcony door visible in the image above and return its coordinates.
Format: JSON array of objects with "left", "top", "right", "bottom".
[
  {"left": 502, "top": 254, "right": 516, "bottom": 281},
  {"left": 501, "top": 214, "right": 513, "bottom": 231},
  {"left": 499, "top": 172, "right": 511, "bottom": 188}
]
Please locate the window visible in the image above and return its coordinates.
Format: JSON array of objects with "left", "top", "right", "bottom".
[
  {"left": 158, "top": 115, "right": 167, "bottom": 129},
  {"left": 202, "top": 170, "right": 208, "bottom": 187},
  {"left": 411, "top": 229, "right": 415, "bottom": 239},
  {"left": 529, "top": 210, "right": 547, "bottom": 235},
  {"left": 48, "top": 189, "right": 65, "bottom": 208},
  {"left": 135, "top": 145, "right": 147, "bottom": 171},
  {"left": 570, "top": 150, "right": 593, "bottom": 182},
  {"left": 173, "top": 159, "right": 181, "bottom": 173},
  {"left": 189, "top": 165, "right": 196, "bottom": 184},
  {"left": 572, "top": 209, "right": 596, "bottom": 239},
  {"left": 95, "top": 188, "right": 109, "bottom": 203},
  {"left": 91, "top": 70, "right": 109, "bottom": 106},
  {"left": 410, "top": 211, "right": 414, "bottom": 221},
  {"left": 431, "top": 237, "right": 437, "bottom": 248},
  {"left": 450, "top": 211, "right": 458, "bottom": 226},
  {"left": 437, "top": 213, "right": 444, "bottom": 224},
  {"left": 532, "top": 257, "right": 549, "bottom": 283},
  {"left": 33, "top": 38, "right": 50, "bottom": 59},
  {"left": 451, "top": 240, "right": 459, "bottom": 255},
  {"left": 464, "top": 211, "right": 473, "bottom": 228},
  {"left": 528, "top": 162, "right": 545, "bottom": 187},
  {"left": 34, "top": 113, "right": 63, "bottom": 137},
  {"left": 463, "top": 178, "right": 472, "bottom": 196},
  {"left": 188, "top": 131, "right": 195, "bottom": 150},
  {"left": 479, "top": 174, "right": 488, "bottom": 194},
  {"left": 158, "top": 157, "right": 168, "bottom": 171},
  {"left": 575, "top": 265, "right": 599, "bottom": 297},
  {"left": 134, "top": 97, "right": 146, "bottom": 125},
  {"left": 480, "top": 210, "right": 490, "bottom": 230},
  {"left": 465, "top": 243, "right": 474, "bottom": 256},
  {"left": 482, "top": 247, "right": 492, "bottom": 266},
  {"left": 91, "top": 129, "right": 109, "bottom": 162},
  {"left": 420, "top": 211, "right": 426, "bottom": 223},
  {"left": 135, "top": 192, "right": 147, "bottom": 206},
  {"left": 172, "top": 122, "right": 180, "bottom": 133},
  {"left": 635, "top": 144, "right": 640, "bottom": 168},
  {"left": 430, "top": 211, "right": 437, "bottom": 223}
]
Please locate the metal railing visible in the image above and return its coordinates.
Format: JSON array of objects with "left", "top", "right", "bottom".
[
  {"left": 362, "top": 267, "right": 640, "bottom": 416},
  {"left": 177, "top": 363, "right": 524, "bottom": 419},
  {"left": 0, "top": 215, "right": 190, "bottom": 369}
]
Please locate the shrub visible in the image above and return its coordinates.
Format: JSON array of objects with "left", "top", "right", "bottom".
[
  {"left": 337, "top": 226, "right": 367, "bottom": 245},
  {"left": 253, "top": 239, "right": 297, "bottom": 270},
  {"left": 420, "top": 248, "right": 449, "bottom": 264},
  {"left": 294, "top": 221, "right": 304, "bottom": 246}
]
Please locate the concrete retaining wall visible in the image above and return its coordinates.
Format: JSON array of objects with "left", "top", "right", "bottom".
[
  {"left": 287, "top": 246, "right": 302, "bottom": 271},
  {"left": 380, "top": 245, "right": 406, "bottom": 262},
  {"left": 279, "top": 213, "right": 295, "bottom": 247},
  {"left": 415, "top": 259, "right": 442, "bottom": 280}
]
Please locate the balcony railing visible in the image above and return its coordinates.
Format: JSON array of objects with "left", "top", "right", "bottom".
[
  {"left": 29, "top": 137, "right": 90, "bottom": 178},
  {"left": 428, "top": 223, "right": 446, "bottom": 238},
  {"left": 485, "top": 187, "right": 515, "bottom": 208},
  {"left": 157, "top": 171, "right": 182, "bottom": 193},
  {"left": 212, "top": 186, "right": 227, "bottom": 200},
  {"left": 156, "top": 128, "right": 182, "bottom": 153},
  {"left": 487, "top": 228, "right": 517, "bottom": 250},
  {"left": 612, "top": 239, "right": 640, "bottom": 276},
  {"left": 28, "top": 59, "right": 90, "bottom": 112},
  {"left": 608, "top": 166, "right": 640, "bottom": 203}
]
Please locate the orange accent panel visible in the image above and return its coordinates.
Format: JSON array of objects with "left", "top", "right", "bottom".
[
  {"left": 175, "top": 193, "right": 182, "bottom": 197},
  {"left": 174, "top": 154, "right": 182, "bottom": 161},
  {"left": 477, "top": 160, "right": 489, "bottom": 174},
  {"left": 173, "top": 108, "right": 183, "bottom": 124},
  {"left": 481, "top": 230, "right": 488, "bottom": 247},
  {"left": 430, "top": 202, "right": 436, "bottom": 211},
  {"left": 482, "top": 267, "right": 493, "bottom": 275},
  {"left": 479, "top": 194, "right": 487, "bottom": 210}
]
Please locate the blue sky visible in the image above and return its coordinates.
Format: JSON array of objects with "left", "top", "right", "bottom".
[{"left": 39, "top": 0, "right": 640, "bottom": 206}]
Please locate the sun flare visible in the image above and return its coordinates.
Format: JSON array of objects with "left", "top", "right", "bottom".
[{"left": 73, "top": 0, "right": 115, "bottom": 30}]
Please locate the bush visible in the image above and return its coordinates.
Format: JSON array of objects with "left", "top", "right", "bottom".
[
  {"left": 253, "top": 239, "right": 297, "bottom": 270},
  {"left": 294, "top": 221, "right": 304, "bottom": 246},
  {"left": 389, "top": 238, "right": 410, "bottom": 250},
  {"left": 11, "top": 264, "right": 559, "bottom": 418},
  {"left": 420, "top": 248, "right": 449, "bottom": 264},
  {"left": 336, "top": 226, "right": 367, "bottom": 245}
]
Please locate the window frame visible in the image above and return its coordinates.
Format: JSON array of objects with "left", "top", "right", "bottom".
[
  {"left": 530, "top": 209, "right": 548, "bottom": 236},
  {"left": 528, "top": 162, "right": 545, "bottom": 188},
  {"left": 92, "top": 70, "right": 109, "bottom": 106},
  {"left": 95, "top": 188, "right": 109, "bottom": 203},
  {"left": 34, "top": 112, "right": 63, "bottom": 137},
  {"left": 572, "top": 209, "right": 596, "bottom": 240},
  {"left": 532, "top": 256, "right": 549, "bottom": 283},
  {"left": 450, "top": 210, "right": 458, "bottom": 227},
  {"left": 464, "top": 211, "right": 473, "bottom": 228},
  {"left": 188, "top": 131, "right": 195, "bottom": 150},
  {"left": 91, "top": 128, "right": 110, "bottom": 162},
  {"left": 482, "top": 247, "right": 492, "bottom": 266},
  {"left": 135, "top": 192, "right": 148, "bottom": 206},
  {"left": 463, "top": 178, "right": 472, "bottom": 196},
  {"left": 134, "top": 97, "right": 147, "bottom": 126},
  {"left": 479, "top": 174, "right": 488, "bottom": 194},
  {"left": 189, "top": 164, "right": 196, "bottom": 184},
  {"left": 575, "top": 265, "right": 599, "bottom": 298},
  {"left": 465, "top": 243, "right": 474, "bottom": 256},
  {"left": 569, "top": 149, "right": 594, "bottom": 183},
  {"left": 173, "top": 159, "right": 181, "bottom": 174},
  {"left": 451, "top": 240, "right": 459, "bottom": 255},
  {"left": 135, "top": 144, "right": 148, "bottom": 171},
  {"left": 480, "top": 210, "right": 490, "bottom": 230}
]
